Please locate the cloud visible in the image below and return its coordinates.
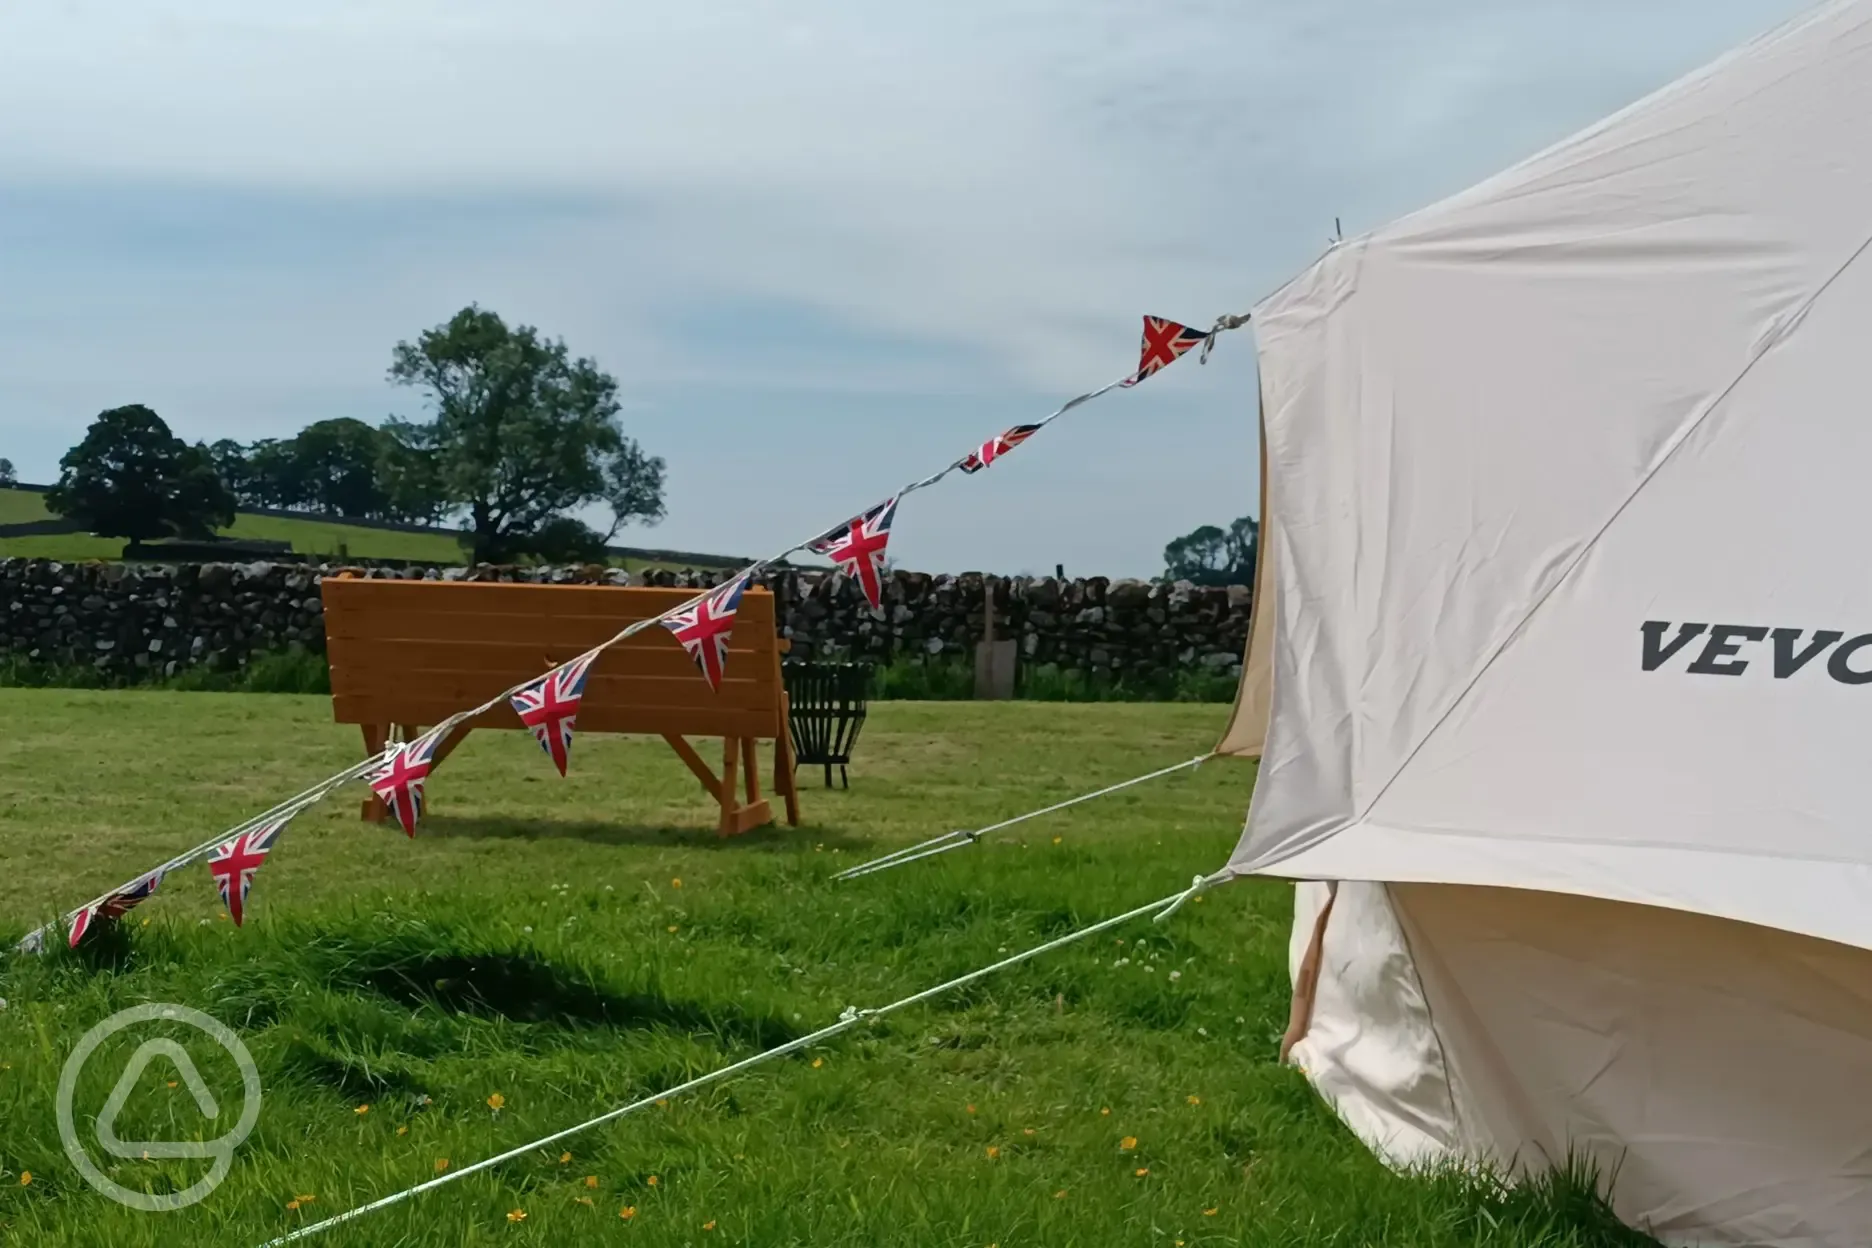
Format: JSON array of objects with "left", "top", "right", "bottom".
[{"left": 0, "top": 0, "right": 1811, "bottom": 572}]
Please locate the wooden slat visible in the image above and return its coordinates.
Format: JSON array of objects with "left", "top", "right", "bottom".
[
  {"left": 328, "top": 670, "right": 779, "bottom": 712},
  {"left": 331, "top": 696, "right": 778, "bottom": 740},
  {"left": 321, "top": 580, "right": 775, "bottom": 630},
  {"left": 323, "top": 609, "right": 775, "bottom": 653},
  {"left": 325, "top": 638, "right": 773, "bottom": 681}
]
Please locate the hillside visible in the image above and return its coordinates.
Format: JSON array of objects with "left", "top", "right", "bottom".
[{"left": 0, "top": 486, "right": 748, "bottom": 570}]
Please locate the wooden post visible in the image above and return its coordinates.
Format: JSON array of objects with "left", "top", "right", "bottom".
[
  {"left": 718, "top": 737, "right": 741, "bottom": 837},
  {"left": 359, "top": 724, "right": 389, "bottom": 822},
  {"left": 974, "top": 575, "right": 1017, "bottom": 700}
]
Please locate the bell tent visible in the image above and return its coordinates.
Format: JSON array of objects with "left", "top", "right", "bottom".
[{"left": 1217, "top": 2, "right": 1872, "bottom": 1244}]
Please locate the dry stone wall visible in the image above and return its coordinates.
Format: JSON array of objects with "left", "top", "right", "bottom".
[{"left": 0, "top": 558, "right": 1251, "bottom": 683}]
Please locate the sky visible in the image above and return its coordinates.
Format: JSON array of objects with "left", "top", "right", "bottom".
[{"left": 0, "top": 0, "right": 1813, "bottom": 576}]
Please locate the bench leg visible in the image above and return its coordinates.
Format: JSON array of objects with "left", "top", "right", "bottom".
[
  {"left": 776, "top": 738, "right": 802, "bottom": 827},
  {"left": 741, "top": 737, "right": 760, "bottom": 806},
  {"left": 773, "top": 693, "right": 801, "bottom": 827},
  {"left": 717, "top": 737, "right": 740, "bottom": 837},
  {"left": 359, "top": 724, "right": 389, "bottom": 822}
]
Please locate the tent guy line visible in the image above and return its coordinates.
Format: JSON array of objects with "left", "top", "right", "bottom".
[
  {"left": 833, "top": 753, "right": 1215, "bottom": 881},
  {"left": 252, "top": 878, "right": 1207, "bottom": 1247}
]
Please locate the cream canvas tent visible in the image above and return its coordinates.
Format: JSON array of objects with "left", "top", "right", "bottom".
[{"left": 1214, "top": 2, "right": 1872, "bottom": 1244}]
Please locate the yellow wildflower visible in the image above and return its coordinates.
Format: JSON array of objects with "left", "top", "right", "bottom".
[
  {"left": 507, "top": 1208, "right": 526, "bottom": 1223},
  {"left": 487, "top": 1093, "right": 505, "bottom": 1111}
]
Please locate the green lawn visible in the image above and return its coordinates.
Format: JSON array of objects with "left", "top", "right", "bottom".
[
  {"left": 0, "top": 488, "right": 464, "bottom": 563},
  {"left": 0, "top": 694, "right": 1646, "bottom": 1247}
]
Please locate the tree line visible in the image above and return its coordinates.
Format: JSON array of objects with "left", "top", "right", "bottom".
[
  {"left": 26, "top": 307, "right": 668, "bottom": 564},
  {"left": 1162, "top": 514, "right": 1257, "bottom": 586}
]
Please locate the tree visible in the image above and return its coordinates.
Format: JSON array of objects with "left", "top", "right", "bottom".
[
  {"left": 0, "top": 458, "right": 14, "bottom": 485},
  {"left": 1163, "top": 514, "right": 1258, "bottom": 586},
  {"left": 291, "top": 418, "right": 392, "bottom": 517},
  {"left": 244, "top": 439, "right": 303, "bottom": 509},
  {"left": 45, "top": 406, "right": 235, "bottom": 547},
  {"left": 375, "top": 434, "right": 449, "bottom": 525},
  {"left": 206, "top": 439, "right": 254, "bottom": 502},
  {"left": 386, "top": 306, "right": 666, "bottom": 563}
]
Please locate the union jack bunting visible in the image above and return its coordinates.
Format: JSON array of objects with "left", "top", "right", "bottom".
[
  {"left": 662, "top": 576, "right": 748, "bottom": 691},
  {"left": 957, "top": 424, "right": 1041, "bottom": 475},
  {"left": 368, "top": 728, "right": 446, "bottom": 837},
  {"left": 810, "top": 497, "right": 898, "bottom": 611},
  {"left": 208, "top": 814, "right": 291, "bottom": 927},
  {"left": 1120, "top": 316, "right": 1208, "bottom": 387},
  {"left": 67, "top": 869, "right": 164, "bottom": 947},
  {"left": 510, "top": 650, "right": 600, "bottom": 777}
]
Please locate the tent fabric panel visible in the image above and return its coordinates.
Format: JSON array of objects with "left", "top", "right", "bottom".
[
  {"left": 1214, "top": 386, "right": 1276, "bottom": 760},
  {"left": 1391, "top": 883, "right": 1872, "bottom": 1248},
  {"left": 1229, "top": 0, "right": 1872, "bottom": 913},
  {"left": 1285, "top": 881, "right": 1460, "bottom": 1168}
]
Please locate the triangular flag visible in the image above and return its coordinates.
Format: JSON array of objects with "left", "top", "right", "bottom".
[
  {"left": 67, "top": 869, "right": 165, "bottom": 947},
  {"left": 367, "top": 727, "right": 447, "bottom": 837},
  {"left": 662, "top": 577, "right": 749, "bottom": 691},
  {"left": 1120, "top": 316, "right": 1208, "bottom": 387},
  {"left": 957, "top": 424, "right": 1041, "bottom": 475},
  {"left": 810, "top": 497, "right": 899, "bottom": 611},
  {"left": 510, "top": 650, "right": 600, "bottom": 777},
  {"left": 207, "top": 813, "right": 292, "bottom": 926}
]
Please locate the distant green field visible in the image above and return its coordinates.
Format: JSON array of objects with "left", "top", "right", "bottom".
[
  {"left": 0, "top": 490, "right": 735, "bottom": 571},
  {"left": 0, "top": 489, "right": 466, "bottom": 563}
]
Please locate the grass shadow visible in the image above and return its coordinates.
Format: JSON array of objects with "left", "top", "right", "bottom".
[
  {"left": 427, "top": 815, "right": 874, "bottom": 853},
  {"left": 339, "top": 947, "right": 802, "bottom": 1049}
]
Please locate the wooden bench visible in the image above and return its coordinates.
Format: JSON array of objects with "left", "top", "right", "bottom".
[{"left": 320, "top": 576, "right": 800, "bottom": 837}]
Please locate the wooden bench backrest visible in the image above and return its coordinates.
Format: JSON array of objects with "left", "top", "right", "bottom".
[{"left": 321, "top": 578, "right": 785, "bottom": 741}]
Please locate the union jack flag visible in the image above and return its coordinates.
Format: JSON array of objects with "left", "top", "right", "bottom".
[
  {"left": 1120, "top": 316, "right": 1208, "bottom": 387},
  {"left": 957, "top": 424, "right": 1041, "bottom": 475},
  {"left": 368, "top": 727, "right": 446, "bottom": 837},
  {"left": 662, "top": 576, "right": 748, "bottom": 691},
  {"left": 810, "top": 497, "right": 898, "bottom": 611},
  {"left": 510, "top": 650, "right": 600, "bottom": 777},
  {"left": 67, "top": 869, "right": 164, "bottom": 947},
  {"left": 208, "top": 814, "right": 291, "bottom": 927}
]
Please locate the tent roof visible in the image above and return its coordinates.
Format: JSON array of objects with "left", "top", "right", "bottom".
[{"left": 1225, "top": 0, "right": 1872, "bottom": 951}]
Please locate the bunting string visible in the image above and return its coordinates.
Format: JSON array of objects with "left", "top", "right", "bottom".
[
  {"left": 832, "top": 753, "right": 1215, "bottom": 882},
  {"left": 18, "top": 313, "right": 1250, "bottom": 953},
  {"left": 252, "top": 880, "right": 1204, "bottom": 1247}
]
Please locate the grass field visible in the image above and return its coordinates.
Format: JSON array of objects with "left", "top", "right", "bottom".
[
  {"left": 0, "top": 489, "right": 466, "bottom": 563},
  {"left": 0, "top": 694, "right": 1649, "bottom": 1247}
]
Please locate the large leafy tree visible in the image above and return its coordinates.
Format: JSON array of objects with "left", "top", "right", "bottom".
[
  {"left": 386, "top": 306, "right": 666, "bottom": 563},
  {"left": 291, "top": 417, "right": 392, "bottom": 517},
  {"left": 45, "top": 405, "right": 235, "bottom": 548},
  {"left": 0, "top": 458, "right": 14, "bottom": 485},
  {"left": 1163, "top": 514, "right": 1258, "bottom": 586}
]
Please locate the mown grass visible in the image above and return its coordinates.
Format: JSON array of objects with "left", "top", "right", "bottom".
[
  {"left": 0, "top": 693, "right": 1652, "bottom": 1247},
  {"left": 0, "top": 488, "right": 466, "bottom": 563}
]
